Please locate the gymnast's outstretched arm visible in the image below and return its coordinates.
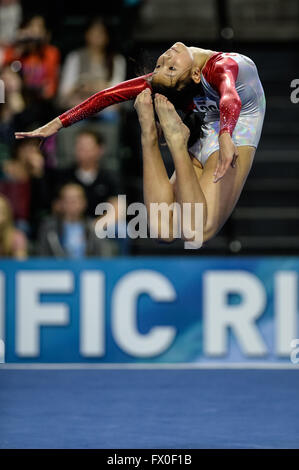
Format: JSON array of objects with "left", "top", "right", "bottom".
[{"left": 15, "top": 74, "right": 153, "bottom": 140}]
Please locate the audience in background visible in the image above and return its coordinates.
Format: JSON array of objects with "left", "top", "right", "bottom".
[
  {"left": 59, "top": 17, "right": 126, "bottom": 110},
  {"left": 0, "top": 65, "right": 25, "bottom": 153},
  {"left": 1, "top": 14, "right": 60, "bottom": 100},
  {"left": 0, "top": 11, "right": 130, "bottom": 259},
  {"left": 40, "top": 129, "right": 121, "bottom": 219},
  {"left": 0, "top": 63, "right": 57, "bottom": 151},
  {"left": 0, "top": 13, "right": 60, "bottom": 156},
  {"left": 37, "top": 183, "right": 116, "bottom": 258},
  {"left": 2, "top": 138, "right": 43, "bottom": 181},
  {"left": 0, "top": 193, "right": 27, "bottom": 258},
  {"left": 58, "top": 18, "right": 126, "bottom": 172},
  {"left": 35, "top": 129, "right": 129, "bottom": 255},
  {"left": 0, "top": 138, "right": 47, "bottom": 236},
  {"left": 0, "top": 0, "right": 22, "bottom": 47}
]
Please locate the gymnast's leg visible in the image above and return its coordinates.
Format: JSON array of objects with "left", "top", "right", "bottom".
[
  {"left": 134, "top": 89, "right": 177, "bottom": 240},
  {"left": 154, "top": 94, "right": 255, "bottom": 243}
]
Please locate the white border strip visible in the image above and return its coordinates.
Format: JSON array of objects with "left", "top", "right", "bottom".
[{"left": 0, "top": 362, "right": 299, "bottom": 370}]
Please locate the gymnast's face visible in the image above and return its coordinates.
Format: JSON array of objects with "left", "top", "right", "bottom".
[{"left": 152, "top": 42, "right": 193, "bottom": 90}]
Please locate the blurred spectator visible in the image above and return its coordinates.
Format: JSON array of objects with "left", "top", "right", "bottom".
[
  {"left": 0, "top": 65, "right": 25, "bottom": 147},
  {"left": 0, "top": 0, "right": 22, "bottom": 47},
  {"left": 0, "top": 193, "right": 27, "bottom": 258},
  {"left": 59, "top": 17, "right": 126, "bottom": 108},
  {"left": 31, "top": 129, "right": 129, "bottom": 254},
  {"left": 1, "top": 14, "right": 60, "bottom": 100},
  {"left": 0, "top": 138, "right": 47, "bottom": 236},
  {"left": 57, "top": 18, "right": 126, "bottom": 172},
  {"left": 2, "top": 138, "right": 44, "bottom": 181},
  {"left": 0, "top": 64, "right": 57, "bottom": 149},
  {"left": 37, "top": 183, "right": 115, "bottom": 258},
  {"left": 42, "top": 129, "right": 121, "bottom": 219}
]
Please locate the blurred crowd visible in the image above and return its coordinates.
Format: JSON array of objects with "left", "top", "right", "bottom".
[{"left": 0, "top": 1, "right": 136, "bottom": 259}]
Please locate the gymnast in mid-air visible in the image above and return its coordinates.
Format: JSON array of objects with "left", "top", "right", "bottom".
[{"left": 15, "top": 42, "right": 266, "bottom": 244}]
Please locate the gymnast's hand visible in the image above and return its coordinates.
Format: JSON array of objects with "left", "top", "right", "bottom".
[
  {"left": 15, "top": 117, "right": 63, "bottom": 141},
  {"left": 214, "top": 132, "right": 239, "bottom": 183}
]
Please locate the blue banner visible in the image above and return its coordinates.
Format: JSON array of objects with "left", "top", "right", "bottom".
[{"left": 0, "top": 257, "right": 298, "bottom": 363}]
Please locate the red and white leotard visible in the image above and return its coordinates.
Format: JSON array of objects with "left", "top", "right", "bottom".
[
  {"left": 190, "top": 51, "right": 266, "bottom": 164},
  {"left": 58, "top": 52, "right": 265, "bottom": 166}
]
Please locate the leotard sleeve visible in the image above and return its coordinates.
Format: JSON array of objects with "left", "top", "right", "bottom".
[
  {"left": 59, "top": 73, "right": 153, "bottom": 127},
  {"left": 202, "top": 55, "right": 242, "bottom": 136}
]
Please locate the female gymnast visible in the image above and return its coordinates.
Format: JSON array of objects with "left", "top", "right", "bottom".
[{"left": 15, "top": 42, "right": 266, "bottom": 244}]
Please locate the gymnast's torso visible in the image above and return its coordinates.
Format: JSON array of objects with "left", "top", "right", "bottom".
[
  {"left": 194, "top": 52, "right": 266, "bottom": 121},
  {"left": 189, "top": 51, "right": 266, "bottom": 165}
]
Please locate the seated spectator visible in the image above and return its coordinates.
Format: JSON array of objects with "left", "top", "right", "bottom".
[
  {"left": 0, "top": 65, "right": 25, "bottom": 147},
  {"left": 0, "top": 64, "right": 57, "bottom": 148},
  {"left": 37, "top": 183, "right": 116, "bottom": 258},
  {"left": 59, "top": 17, "right": 126, "bottom": 109},
  {"left": 43, "top": 129, "right": 121, "bottom": 219},
  {"left": 0, "top": 138, "right": 47, "bottom": 236},
  {"left": 3, "top": 138, "right": 44, "bottom": 181},
  {"left": 34, "top": 129, "right": 129, "bottom": 253},
  {"left": 0, "top": 193, "right": 27, "bottom": 259},
  {"left": 0, "top": 0, "right": 22, "bottom": 47},
  {"left": 57, "top": 18, "right": 126, "bottom": 172},
  {"left": 1, "top": 14, "right": 60, "bottom": 100}
]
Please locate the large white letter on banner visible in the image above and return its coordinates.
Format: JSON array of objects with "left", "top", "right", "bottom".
[
  {"left": 203, "top": 271, "right": 267, "bottom": 356},
  {"left": 80, "top": 271, "right": 105, "bottom": 357},
  {"left": 112, "top": 270, "right": 177, "bottom": 357},
  {"left": 16, "top": 272, "right": 73, "bottom": 356},
  {"left": 275, "top": 271, "right": 298, "bottom": 356}
]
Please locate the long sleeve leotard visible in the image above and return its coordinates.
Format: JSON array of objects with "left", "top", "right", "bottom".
[
  {"left": 58, "top": 54, "right": 242, "bottom": 138},
  {"left": 59, "top": 74, "right": 153, "bottom": 127},
  {"left": 201, "top": 52, "right": 242, "bottom": 137}
]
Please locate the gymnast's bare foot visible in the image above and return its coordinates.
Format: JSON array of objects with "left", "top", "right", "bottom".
[
  {"left": 154, "top": 93, "right": 190, "bottom": 149},
  {"left": 134, "top": 88, "right": 157, "bottom": 141}
]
